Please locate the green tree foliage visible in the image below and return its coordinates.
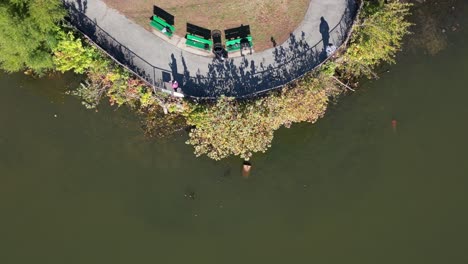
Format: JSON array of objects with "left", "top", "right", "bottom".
[
  {"left": 53, "top": 30, "right": 149, "bottom": 108},
  {"left": 70, "top": 62, "right": 151, "bottom": 110},
  {"left": 55, "top": 31, "right": 184, "bottom": 114},
  {"left": 186, "top": 96, "right": 276, "bottom": 161},
  {"left": 53, "top": 31, "right": 99, "bottom": 74},
  {"left": 185, "top": 75, "right": 336, "bottom": 160},
  {"left": 0, "top": 0, "right": 65, "bottom": 73},
  {"left": 340, "top": 0, "right": 412, "bottom": 78}
]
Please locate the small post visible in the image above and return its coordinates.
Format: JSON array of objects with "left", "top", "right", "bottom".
[{"left": 153, "top": 67, "right": 156, "bottom": 88}]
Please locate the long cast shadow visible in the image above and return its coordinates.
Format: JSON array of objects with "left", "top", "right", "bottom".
[
  {"left": 64, "top": 1, "right": 155, "bottom": 86},
  {"left": 65, "top": 0, "right": 358, "bottom": 98},
  {"left": 319, "top": 17, "right": 330, "bottom": 60},
  {"left": 178, "top": 0, "right": 358, "bottom": 98}
]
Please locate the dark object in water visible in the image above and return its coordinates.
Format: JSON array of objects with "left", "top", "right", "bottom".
[
  {"left": 223, "top": 168, "right": 231, "bottom": 178},
  {"left": 184, "top": 189, "right": 196, "bottom": 200}
]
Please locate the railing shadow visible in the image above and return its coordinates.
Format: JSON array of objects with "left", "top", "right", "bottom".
[
  {"left": 63, "top": 0, "right": 359, "bottom": 99},
  {"left": 181, "top": 0, "right": 358, "bottom": 98},
  {"left": 64, "top": 1, "right": 166, "bottom": 89}
]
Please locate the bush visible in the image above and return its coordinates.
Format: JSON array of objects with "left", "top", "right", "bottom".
[
  {"left": 185, "top": 74, "right": 336, "bottom": 160},
  {"left": 53, "top": 31, "right": 99, "bottom": 74},
  {"left": 339, "top": 1, "right": 412, "bottom": 78},
  {"left": 184, "top": 1, "right": 413, "bottom": 160},
  {"left": 54, "top": 30, "right": 159, "bottom": 110}
]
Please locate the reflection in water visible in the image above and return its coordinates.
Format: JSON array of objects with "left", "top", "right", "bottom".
[{"left": 391, "top": 119, "right": 397, "bottom": 133}]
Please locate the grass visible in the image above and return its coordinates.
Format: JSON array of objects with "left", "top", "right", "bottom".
[{"left": 103, "top": 0, "right": 310, "bottom": 51}]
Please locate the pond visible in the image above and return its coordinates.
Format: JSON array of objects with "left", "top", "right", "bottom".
[{"left": 1, "top": 3, "right": 467, "bottom": 263}]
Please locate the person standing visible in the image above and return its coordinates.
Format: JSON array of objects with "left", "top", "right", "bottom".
[
  {"left": 326, "top": 43, "right": 337, "bottom": 56},
  {"left": 171, "top": 80, "right": 179, "bottom": 92},
  {"left": 242, "top": 161, "right": 251, "bottom": 178}
]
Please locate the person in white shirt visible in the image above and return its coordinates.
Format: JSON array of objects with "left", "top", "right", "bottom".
[{"left": 326, "top": 43, "right": 337, "bottom": 56}]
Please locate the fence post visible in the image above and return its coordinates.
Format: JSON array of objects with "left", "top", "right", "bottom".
[{"left": 153, "top": 67, "right": 156, "bottom": 88}]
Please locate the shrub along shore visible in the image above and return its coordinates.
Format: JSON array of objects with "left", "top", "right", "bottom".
[{"left": 0, "top": 0, "right": 412, "bottom": 161}]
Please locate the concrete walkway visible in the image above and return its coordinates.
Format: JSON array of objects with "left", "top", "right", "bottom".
[{"left": 64, "top": 0, "right": 358, "bottom": 98}]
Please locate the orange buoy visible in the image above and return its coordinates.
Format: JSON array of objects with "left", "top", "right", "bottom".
[{"left": 392, "top": 119, "right": 397, "bottom": 132}]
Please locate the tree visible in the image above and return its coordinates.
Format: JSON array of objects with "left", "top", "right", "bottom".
[
  {"left": 185, "top": 75, "right": 335, "bottom": 160},
  {"left": 53, "top": 31, "right": 98, "bottom": 74},
  {"left": 0, "top": 0, "right": 65, "bottom": 73},
  {"left": 185, "top": 96, "right": 276, "bottom": 160}
]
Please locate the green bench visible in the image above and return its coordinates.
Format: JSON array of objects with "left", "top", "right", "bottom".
[
  {"left": 225, "top": 25, "right": 253, "bottom": 52},
  {"left": 226, "top": 36, "right": 253, "bottom": 52},
  {"left": 150, "top": 15, "right": 175, "bottom": 37},
  {"left": 186, "top": 33, "right": 213, "bottom": 50}
]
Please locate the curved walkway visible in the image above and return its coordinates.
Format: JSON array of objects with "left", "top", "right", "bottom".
[{"left": 64, "top": 0, "right": 358, "bottom": 98}]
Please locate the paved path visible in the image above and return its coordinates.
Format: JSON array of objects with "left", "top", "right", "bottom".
[{"left": 64, "top": 0, "right": 358, "bottom": 98}]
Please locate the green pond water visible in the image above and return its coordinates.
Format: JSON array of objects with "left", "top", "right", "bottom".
[{"left": 1, "top": 5, "right": 468, "bottom": 264}]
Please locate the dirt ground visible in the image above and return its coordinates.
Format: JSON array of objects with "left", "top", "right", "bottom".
[{"left": 103, "top": 0, "right": 310, "bottom": 51}]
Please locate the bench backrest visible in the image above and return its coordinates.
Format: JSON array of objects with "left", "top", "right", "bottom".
[
  {"left": 187, "top": 23, "right": 211, "bottom": 40},
  {"left": 153, "top": 6, "right": 174, "bottom": 26},
  {"left": 225, "top": 25, "right": 251, "bottom": 40}
]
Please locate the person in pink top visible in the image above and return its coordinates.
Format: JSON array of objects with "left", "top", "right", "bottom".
[{"left": 171, "top": 80, "right": 179, "bottom": 91}]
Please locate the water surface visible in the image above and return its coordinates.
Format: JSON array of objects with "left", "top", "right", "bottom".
[{"left": 1, "top": 5, "right": 468, "bottom": 264}]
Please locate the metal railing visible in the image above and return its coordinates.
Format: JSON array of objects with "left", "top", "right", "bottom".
[
  {"left": 64, "top": 0, "right": 360, "bottom": 99},
  {"left": 64, "top": 2, "right": 170, "bottom": 91},
  {"left": 183, "top": 0, "right": 360, "bottom": 99}
]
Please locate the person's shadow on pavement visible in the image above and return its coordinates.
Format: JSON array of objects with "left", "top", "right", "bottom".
[
  {"left": 169, "top": 53, "right": 178, "bottom": 81},
  {"left": 319, "top": 16, "right": 330, "bottom": 60}
]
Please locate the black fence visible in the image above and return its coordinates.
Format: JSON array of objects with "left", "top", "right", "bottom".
[
  {"left": 64, "top": 0, "right": 360, "bottom": 99},
  {"left": 180, "top": 0, "right": 360, "bottom": 98},
  {"left": 65, "top": 2, "right": 173, "bottom": 93}
]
